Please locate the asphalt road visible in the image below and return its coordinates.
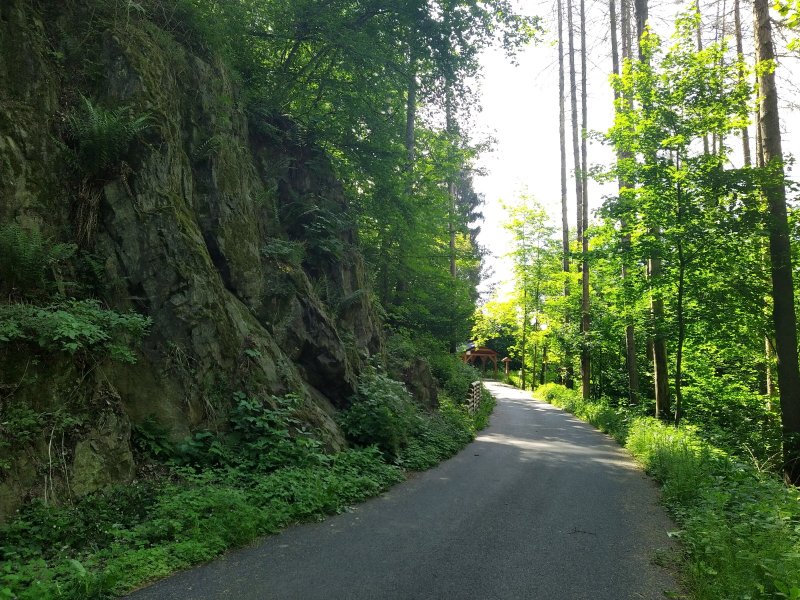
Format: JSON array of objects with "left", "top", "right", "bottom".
[{"left": 128, "top": 382, "right": 680, "bottom": 600}]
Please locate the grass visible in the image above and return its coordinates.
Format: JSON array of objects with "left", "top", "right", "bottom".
[
  {"left": 1, "top": 385, "right": 495, "bottom": 599},
  {"left": 534, "top": 383, "right": 800, "bottom": 600}
]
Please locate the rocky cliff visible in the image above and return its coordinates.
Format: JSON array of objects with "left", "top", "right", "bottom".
[{"left": 0, "top": 0, "right": 384, "bottom": 518}]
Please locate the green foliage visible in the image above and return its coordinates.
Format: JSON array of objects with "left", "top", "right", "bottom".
[
  {"left": 537, "top": 384, "right": 800, "bottom": 600},
  {"left": 170, "top": 391, "right": 325, "bottom": 472},
  {"left": 0, "top": 300, "right": 151, "bottom": 363},
  {"left": 398, "top": 395, "right": 475, "bottom": 471},
  {"left": 0, "top": 447, "right": 403, "bottom": 600},
  {"left": 473, "top": 387, "right": 497, "bottom": 431},
  {"left": 0, "top": 372, "right": 496, "bottom": 599},
  {"left": 0, "top": 224, "right": 76, "bottom": 297},
  {"left": 339, "top": 368, "right": 418, "bottom": 459},
  {"left": 64, "top": 95, "right": 149, "bottom": 180},
  {"left": 262, "top": 237, "right": 305, "bottom": 266},
  {"left": 428, "top": 352, "right": 482, "bottom": 403}
]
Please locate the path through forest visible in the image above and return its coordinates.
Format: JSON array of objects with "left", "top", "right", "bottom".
[{"left": 128, "top": 383, "right": 680, "bottom": 599}]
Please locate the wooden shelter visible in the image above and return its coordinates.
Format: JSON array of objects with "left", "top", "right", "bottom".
[{"left": 461, "top": 346, "right": 499, "bottom": 375}]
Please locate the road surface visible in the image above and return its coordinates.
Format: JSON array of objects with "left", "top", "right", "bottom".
[{"left": 128, "top": 382, "right": 680, "bottom": 599}]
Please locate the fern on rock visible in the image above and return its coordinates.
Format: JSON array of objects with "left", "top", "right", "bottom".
[
  {"left": 64, "top": 95, "right": 149, "bottom": 181},
  {"left": 0, "top": 224, "right": 75, "bottom": 297}
]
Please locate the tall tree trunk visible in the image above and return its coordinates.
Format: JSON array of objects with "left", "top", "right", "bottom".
[
  {"left": 617, "top": 0, "right": 640, "bottom": 404},
  {"left": 621, "top": 0, "right": 633, "bottom": 61},
  {"left": 541, "top": 345, "right": 548, "bottom": 385},
  {"left": 521, "top": 283, "right": 528, "bottom": 391},
  {"left": 567, "top": 0, "right": 581, "bottom": 391},
  {"left": 445, "top": 90, "right": 457, "bottom": 281},
  {"left": 634, "top": 0, "right": 669, "bottom": 416},
  {"left": 634, "top": 0, "right": 648, "bottom": 58},
  {"left": 559, "top": 0, "right": 570, "bottom": 278},
  {"left": 696, "top": 1, "right": 711, "bottom": 155},
  {"left": 674, "top": 173, "right": 686, "bottom": 425},
  {"left": 405, "top": 53, "right": 417, "bottom": 173},
  {"left": 754, "top": 0, "right": 800, "bottom": 484},
  {"left": 580, "top": 0, "right": 591, "bottom": 399},
  {"left": 567, "top": 0, "right": 583, "bottom": 243},
  {"left": 734, "top": 0, "right": 752, "bottom": 167},
  {"left": 561, "top": 0, "right": 576, "bottom": 389}
]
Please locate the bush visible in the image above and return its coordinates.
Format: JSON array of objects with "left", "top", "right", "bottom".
[
  {"left": 398, "top": 395, "right": 474, "bottom": 470},
  {"left": 428, "top": 352, "right": 481, "bottom": 403},
  {"left": 339, "top": 367, "right": 418, "bottom": 458}
]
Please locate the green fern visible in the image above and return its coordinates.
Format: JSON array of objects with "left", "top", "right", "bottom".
[
  {"left": 65, "top": 95, "right": 149, "bottom": 180},
  {"left": 0, "top": 224, "right": 75, "bottom": 296}
]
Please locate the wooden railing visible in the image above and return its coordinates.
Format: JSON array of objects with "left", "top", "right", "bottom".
[{"left": 467, "top": 381, "right": 482, "bottom": 415}]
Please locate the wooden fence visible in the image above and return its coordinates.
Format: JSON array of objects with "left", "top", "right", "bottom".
[{"left": 467, "top": 381, "right": 482, "bottom": 415}]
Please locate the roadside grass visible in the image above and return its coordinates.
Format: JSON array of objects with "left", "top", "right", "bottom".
[
  {"left": 535, "top": 383, "right": 800, "bottom": 600},
  {"left": 1, "top": 378, "right": 494, "bottom": 600}
]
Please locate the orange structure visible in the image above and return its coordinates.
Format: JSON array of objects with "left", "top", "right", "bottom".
[{"left": 461, "top": 346, "right": 499, "bottom": 375}]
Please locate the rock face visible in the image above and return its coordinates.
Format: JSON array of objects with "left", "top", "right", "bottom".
[
  {"left": 402, "top": 359, "right": 440, "bottom": 411},
  {"left": 0, "top": 1, "right": 382, "bottom": 518}
]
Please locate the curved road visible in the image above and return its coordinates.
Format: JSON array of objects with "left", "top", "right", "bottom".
[{"left": 129, "top": 382, "right": 680, "bottom": 599}]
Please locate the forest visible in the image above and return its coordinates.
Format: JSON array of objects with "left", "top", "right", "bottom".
[
  {"left": 1, "top": 0, "right": 800, "bottom": 597},
  {"left": 472, "top": 0, "right": 800, "bottom": 595}
]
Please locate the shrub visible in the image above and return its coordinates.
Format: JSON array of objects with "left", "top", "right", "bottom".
[
  {"left": 428, "top": 352, "right": 481, "bottom": 403},
  {"left": 339, "top": 367, "right": 418, "bottom": 459}
]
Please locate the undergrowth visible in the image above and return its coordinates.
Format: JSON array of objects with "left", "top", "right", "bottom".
[
  {"left": 535, "top": 383, "right": 800, "bottom": 600},
  {"left": 1, "top": 373, "right": 493, "bottom": 599}
]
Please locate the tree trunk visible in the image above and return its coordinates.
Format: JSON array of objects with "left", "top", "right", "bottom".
[
  {"left": 580, "top": 0, "right": 591, "bottom": 399},
  {"left": 634, "top": 0, "right": 648, "bottom": 58},
  {"left": 445, "top": 90, "right": 457, "bottom": 280},
  {"left": 541, "top": 345, "right": 548, "bottom": 385},
  {"left": 559, "top": 0, "right": 570, "bottom": 278},
  {"left": 754, "top": 0, "right": 800, "bottom": 484},
  {"left": 614, "top": 0, "right": 640, "bottom": 404},
  {"left": 696, "top": 1, "right": 711, "bottom": 155},
  {"left": 567, "top": 0, "right": 583, "bottom": 243},
  {"left": 405, "top": 51, "right": 417, "bottom": 171},
  {"left": 560, "top": 0, "right": 575, "bottom": 390},
  {"left": 766, "top": 335, "right": 775, "bottom": 399},
  {"left": 521, "top": 283, "right": 528, "bottom": 391},
  {"left": 634, "top": 0, "right": 669, "bottom": 416},
  {"left": 734, "top": 0, "right": 751, "bottom": 165},
  {"left": 674, "top": 177, "right": 686, "bottom": 425}
]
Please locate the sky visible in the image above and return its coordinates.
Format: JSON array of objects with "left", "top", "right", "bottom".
[{"left": 471, "top": 0, "right": 800, "bottom": 299}]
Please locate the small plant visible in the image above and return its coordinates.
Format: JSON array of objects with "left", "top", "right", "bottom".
[
  {"left": 64, "top": 95, "right": 149, "bottom": 181},
  {"left": 262, "top": 237, "right": 305, "bottom": 265},
  {"left": 0, "top": 299, "right": 151, "bottom": 363},
  {"left": 0, "top": 224, "right": 76, "bottom": 297}
]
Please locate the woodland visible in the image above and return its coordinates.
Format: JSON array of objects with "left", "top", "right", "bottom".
[
  {"left": 472, "top": 0, "right": 800, "bottom": 595},
  {"left": 1, "top": 0, "right": 800, "bottom": 598}
]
